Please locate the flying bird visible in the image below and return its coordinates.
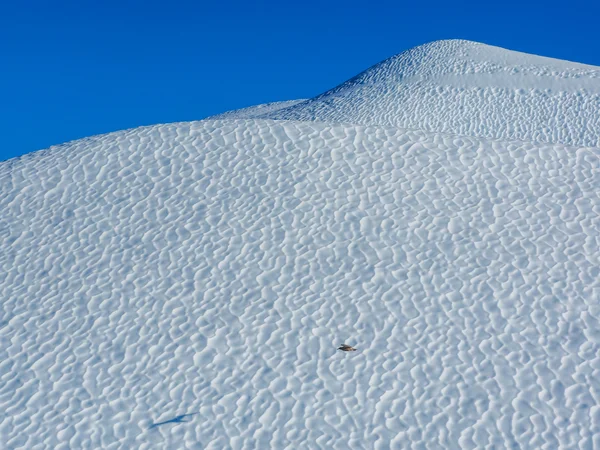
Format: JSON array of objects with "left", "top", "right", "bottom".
[{"left": 338, "top": 344, "right": 357, "bottom": 352}]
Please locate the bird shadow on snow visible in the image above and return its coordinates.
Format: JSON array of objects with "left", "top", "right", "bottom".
[{"left": 149, "top": 413, "right": 198, "bottom": 429}]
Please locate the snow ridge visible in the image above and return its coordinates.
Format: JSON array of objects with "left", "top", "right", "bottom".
[{"left": 257, "top": 40, "right": 600, "bottom": 147}]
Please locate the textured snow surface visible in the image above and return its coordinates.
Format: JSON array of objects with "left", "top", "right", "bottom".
[
  {"left": 1, "top": 40, "right": 600, "bottom": 449},
  {"left": 205, "top": 100, "right": 305, "bottom": 120},
  {"left": 257, "top": 40, "right": 600, "bottom": 148}
]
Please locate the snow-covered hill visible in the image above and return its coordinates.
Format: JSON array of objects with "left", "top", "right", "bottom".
[
  {"left": 254, "top": 40, "right": 600, "bottom": 148},
  {"left": 1, "top": 40, "right": 599, "bottom": 449}
]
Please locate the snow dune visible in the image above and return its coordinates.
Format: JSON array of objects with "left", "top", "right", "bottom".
[
  {"left": 259, "top": 40, "right": 600, "bottom": 148},
  {"left": 1, "top": 40, "right": 600, "bottom": 449}
]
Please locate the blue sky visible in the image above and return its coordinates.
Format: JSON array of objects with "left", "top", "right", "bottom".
[{"left": 1, "top": 0, "right": 599, "bottom": 161}]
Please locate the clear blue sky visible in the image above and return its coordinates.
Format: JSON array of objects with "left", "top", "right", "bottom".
[{"left": 1, "top": 0, "right": 598, "bottom": 161}]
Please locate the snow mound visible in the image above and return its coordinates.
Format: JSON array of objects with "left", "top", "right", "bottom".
[
  {"left": 2, "top": 40, "right": 600, "bottom": 449},
  {"left": 254, "top": 40, "right": 600, "bottom": 147},
  {"left": 2, "top": 118, "right": 600, "bottom": 449}
]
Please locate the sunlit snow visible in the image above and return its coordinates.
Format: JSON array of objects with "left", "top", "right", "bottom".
[{"left": 1, "top": 40, "right": 599, "bottom": 449}]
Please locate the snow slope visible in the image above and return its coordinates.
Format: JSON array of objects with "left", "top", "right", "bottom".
[
  {"left": 256, "top": 40, "right": 600, "bottom": 148},
  {"left": 205, "top": 100, "right": 305, "bottom": 120},
  {"left": 1, "top": 40, "right": 600, "bottom": 449}
]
